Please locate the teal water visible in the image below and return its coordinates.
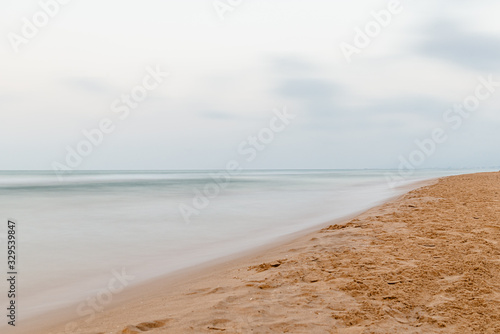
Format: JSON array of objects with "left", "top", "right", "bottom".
[{"left": 0, "top": 169, "right": 493, "bottom": 322}]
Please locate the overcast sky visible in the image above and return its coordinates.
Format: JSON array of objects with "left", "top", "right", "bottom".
[{"left": 1, "top": 0, "right": 499, "bottom": 170}]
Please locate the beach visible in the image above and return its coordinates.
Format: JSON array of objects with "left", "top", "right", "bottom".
[
  {"left": 33, "top": 172, "right": 500, "bottom": 333},
  {"left": 3, "top": 169, "right": 459, "bottom": 327},
  {"left": 4, "top": 0, "right": 499, "bottom": 332}
]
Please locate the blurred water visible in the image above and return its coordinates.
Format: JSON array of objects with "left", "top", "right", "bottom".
[{"left": 0, "top": 169, "right": 492, "bottom": 320}]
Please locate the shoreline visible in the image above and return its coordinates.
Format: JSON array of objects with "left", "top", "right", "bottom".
[{"left": 25, "top": 177, "right": 439, "bottom": 334}]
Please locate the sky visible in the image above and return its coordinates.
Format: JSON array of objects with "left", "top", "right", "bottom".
[{"left": 1, "top": 0, "right": 499, "bottom": 170}]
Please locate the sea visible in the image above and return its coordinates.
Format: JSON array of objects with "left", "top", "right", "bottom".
[{"left": 0, "top": 169, "right": 494, "bottom": 324}]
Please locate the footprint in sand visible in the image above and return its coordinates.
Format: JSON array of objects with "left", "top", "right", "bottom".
[{"left": 120, "top": 319, "right": 171, "bottom": 333}]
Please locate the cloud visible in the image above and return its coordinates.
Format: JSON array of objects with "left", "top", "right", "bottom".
[
  {"left": 366, "top": 96, "right": 449, "bottom": 120},
  {"left": 268, "top": 56, "right": 317, "bottom": 74},
  {"left": 276, "top": 78, "right": 339, "bottom": 101},
  {"left": 269, "top": 56, "right": 340, "bottom": 105},
  {"left": 199, "top": 111, "right": 237, "bottom": 120},
  {"left": 273, "top": 77, "right": 344, "bottom": 121},
  {"left": 417, "top": 22, "right": 500, "bottom": 72},
  {"left": 63, "top": 77, "right": 115, "bottom": 95}
]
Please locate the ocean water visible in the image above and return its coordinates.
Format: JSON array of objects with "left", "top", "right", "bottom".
[{"left": 0, "top": 169, "right": 492, "bottom": 323}]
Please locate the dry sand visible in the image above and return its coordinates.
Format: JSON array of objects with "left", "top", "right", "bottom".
[{"left": 42, "top": 172, "right": 500, "bottom": 333}]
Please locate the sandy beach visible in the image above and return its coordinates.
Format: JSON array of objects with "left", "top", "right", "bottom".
[
  {"left": 38, "top": 172, "right": 500, "bottom": 333},
  {"left": 4, "top": 0, "right": 499, "bottom": 332}
]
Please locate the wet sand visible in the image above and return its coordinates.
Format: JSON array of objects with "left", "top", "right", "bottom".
[{"left": 40, "top": 172, "right": 500, "bottom": 333}]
